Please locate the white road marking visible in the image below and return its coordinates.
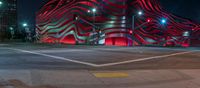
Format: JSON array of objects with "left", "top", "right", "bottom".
[
  {"left": 8, "top": 48, "right": 99, "bottom": 67},
  {"left": 31, "top": 49, "right": 93, "bottom": 53},
  {"left": 97, "top": 51, "right": 194, "bottom": 67},
  {"left": 93, "top": 47, "right": 200, "bottom": 53},
  {"left": 139, "top": 47, "right": 200, "bottom": 52},
  {"left": 7, "top": 48, "right": 197, "bottom": 67},
  {"left": 94, "top": 46, "right": 200, "bottom": 51}
]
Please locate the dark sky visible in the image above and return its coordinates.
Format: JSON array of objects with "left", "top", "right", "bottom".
[
  {"left": 160, "top": 0, "right": 200, "bottom": 23},
  {"left": 18, "top": 0, "right": 46, "bottom": 28},
  {"left": 18, "top": 0, "right": 200, "bottom": 28}
]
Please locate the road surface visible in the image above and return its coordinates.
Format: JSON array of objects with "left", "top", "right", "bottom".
[{"left": 0, "top": 43, "right": 200, "bottom": 88}]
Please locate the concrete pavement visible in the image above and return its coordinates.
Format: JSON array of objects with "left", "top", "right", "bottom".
[{"left": 0, "top": 70, "right": 200, "bottom": 88}]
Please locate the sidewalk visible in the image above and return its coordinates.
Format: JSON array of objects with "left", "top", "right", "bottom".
[{"left": 0, "top": 69, "right": 199, "bottom": 88}]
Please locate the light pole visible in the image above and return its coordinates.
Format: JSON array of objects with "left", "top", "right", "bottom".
[
  {"left": 92, "top": 8, "right": 96, "bottom": 32},
  {"left": 132, "top": 11, "right": 143, "bottom": 30},
  {"left": 92, "top": 8, "right": 96, "bottom": 23},
  {"left": 9, "top": 27, "right": 15, "bottom": 39},
  {"left": 88, "top": 8, "right": 97, "bottom": 26},
  {"left": 22, "top": 23, "right": 31, "bottom": 42},
  {"left": 88, "top": 8, "right": 98, "bottom": 45},
  {"left": 92, "top": 8, "right": 98, "bottom": 45},
  {"left": 87, "top": 9, "right": 96, "bottom": 29},
  {"left": 131, "top": 11, "right": 143, "bottom": 46}
]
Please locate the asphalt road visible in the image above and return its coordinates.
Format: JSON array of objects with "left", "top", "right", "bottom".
[
  {"left": 0, "top": 43, "right": 200, "bottom": 70},
  {"left": 0, "top": 43, "right": 200, "bottom": 88}
]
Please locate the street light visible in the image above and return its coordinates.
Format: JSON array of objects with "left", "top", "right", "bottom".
[
  {"left": 138, "top": 11, "right": 143, "bottom": 16},
  {"left": 91, "top": 8, "right": 96, "bottom": 24},
  {"left": 22, "top": 23, "right": 28, "bottom": 27},
  {"left": 131, "top": 10, "right": 144, "bottom": 46},
  {"left": 132, "top": 10, "right": 144, "bottom": 30},
  {"left": 9, "top": 27, "right": 13, "bottom": 30},
  {"left": 90, "top": 8, "right": 97, "bottom": 45},
  {"left": 160, "top": 18, "right": 167, "bottom": 24},
  {"left": 9, "top": 27, "right": 15, "bottom": 39},
  {"left": 92, "top": 8, "right": 96, "bottom": 13},
  {"left": 0, "top": 1, "right": 3, "bottom": 5},
  {"left": 22, "top": 23, "right": 31, "bottom": 42}
]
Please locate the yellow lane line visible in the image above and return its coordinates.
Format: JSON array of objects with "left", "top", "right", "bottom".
[{"left": 93, "top": 72, "right": 129, "bottom": 78}]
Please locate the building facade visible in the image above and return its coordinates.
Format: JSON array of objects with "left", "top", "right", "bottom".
[
  {"left": 0, "top": 0, "right": 17, "bottom": 41},
  {"left": 36, "top": 0, "right": 200, "bottom": 47}
]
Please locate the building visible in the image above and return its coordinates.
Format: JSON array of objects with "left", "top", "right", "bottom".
[
  {"left": 36, "top": 0, "right": 200, "bottom": 47},
  {"left": 0, "top": 0, "right": 17, "bottom": 41}
]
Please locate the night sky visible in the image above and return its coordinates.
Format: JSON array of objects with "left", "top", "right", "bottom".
[
  {"left": 18, "top": 0, "right": 46, "bottom": 28},
  {"left": 160, "top": 0, "right": 200, "bottom": 23},
  {"left": 18, "top": 0, "right": 200, "bottom": 28}
]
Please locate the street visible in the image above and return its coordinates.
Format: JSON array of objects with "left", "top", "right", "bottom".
[{"left": 0, "top": 43, "right": 200, "bottom": 88}]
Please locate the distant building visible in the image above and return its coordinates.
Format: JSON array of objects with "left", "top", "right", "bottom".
[
  {"left": 0, "top": 0, "right": 17, "bottom": 41},
  {"left": 36, "top": 0, "right": 200, "bottom": 47}
]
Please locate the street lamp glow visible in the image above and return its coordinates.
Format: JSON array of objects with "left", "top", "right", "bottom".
[
  {"left": 9, "top": 27, "right": 13, "bottom": 30},
  {"left": 92, "top": 8, "right": 96, "bottom": 13},
  {"left": 161, "top": 18, "right": 167, "bottom": 24},
  {"left": 138, "top": 11, "right": 143, "bottom": 16},
  {"left": 0, "top": 1, "right": 3, "bottom": 5},
  {"left": 23, "top": 23, "right": 28, "bottom": 27}
]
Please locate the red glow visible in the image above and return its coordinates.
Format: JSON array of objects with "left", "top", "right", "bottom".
[
  {"left": 60, "top": 35, "right": 76, "bottom": 44},
  {"left": 147, "top": 20, "right": 151, "bottom": 22},
  {"left": 146, "top": 18, "right": 152, "bottom": 23},
  {"left": 36, "top": 0, "right": 200, "bottom": 47},
  {"left": 105, "top": 37, "right": 132, "bottom": 46},
  {"left": 129, "top": 30, "right": 133, "bottom": 34}
]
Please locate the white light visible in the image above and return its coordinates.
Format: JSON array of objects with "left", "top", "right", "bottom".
[
  {"left": 161, "top": 18, "right": 167, "bottom": 24},
  {"left": 75, "top": 17, "right": 78, "bottom": 20},
  {"left": 92, "top": 8, "right": 96, "bottom": 13},
  {"left": 183, "top": 31, "right": 189, "bottom": 37},
  {"left": 87, "top": 10, "right": 91, "bottom": 13},
  {"left": 138, "top": 11, "right": 143, "bottom": 15},
  {"left": 122, "top": 16, "right": 126, "bottom": 19},
  {"left": 0, "top": 1, "right": 2, "bottom": 5},
  {"left": 121, "top": 20, "right": 126, "bottom": 23},
  {"left": 23, "top": 23, "right": 28, "bottom": 27},
  {"left": 9, "top": 27, "right": 13, "bottom": 30},
  {"left": 162, "top": 20, "right": 166, "bottom": 23}
]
